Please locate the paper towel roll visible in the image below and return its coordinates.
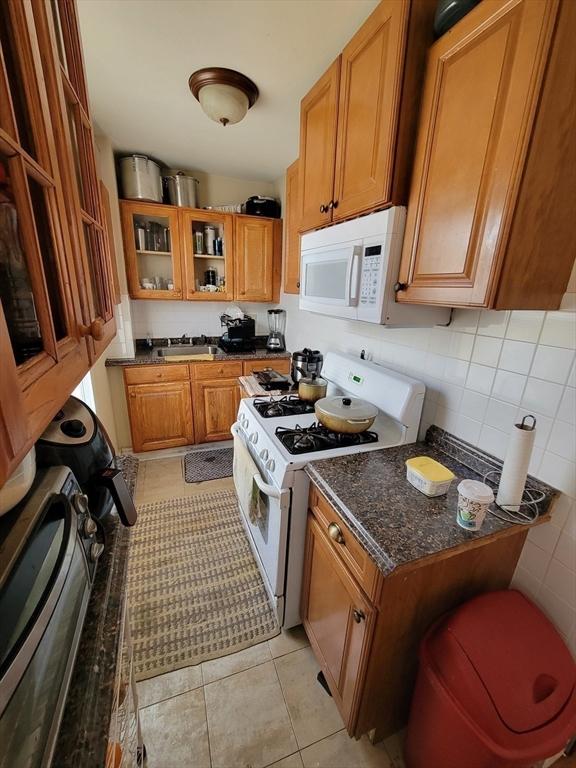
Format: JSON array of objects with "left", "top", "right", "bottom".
[{"left": 496, "top": 415, "right": 536, "bottom": 512}]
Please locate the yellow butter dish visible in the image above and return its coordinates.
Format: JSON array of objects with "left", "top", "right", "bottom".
[{"left": 405, "top": 456, "right": 456, "bottom": 497}]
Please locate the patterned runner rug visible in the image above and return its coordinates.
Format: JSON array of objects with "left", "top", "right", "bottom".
[
  {"left": 127, "top": 488, "right": 279, "bottom": 680},
  {"left": 183, "top": 447, "right": 233, "bottom": 483}
]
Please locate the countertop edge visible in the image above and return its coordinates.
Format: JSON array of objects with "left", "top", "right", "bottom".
[
  {"left": 305, "top": 463, "right": 396, "bottom": 575},
  {"left": 105, "top": 351, "right": 292, "bottom": 367}
]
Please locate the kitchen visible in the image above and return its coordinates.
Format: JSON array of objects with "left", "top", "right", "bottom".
[{"left": 0, "top": 1, "right": 575, "bottom": 768}]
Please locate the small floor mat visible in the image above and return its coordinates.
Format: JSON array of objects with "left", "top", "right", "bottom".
[{"left": 183, "top": 447, "right": 234, "bottom": 483}]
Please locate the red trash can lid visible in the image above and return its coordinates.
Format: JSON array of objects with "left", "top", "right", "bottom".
[{"left": 431, "top": 590, "right": 576, "bottom": 734}]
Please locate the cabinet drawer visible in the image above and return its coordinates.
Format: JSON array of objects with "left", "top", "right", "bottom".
[
  {"left": 243, "top": 358, "right": 291, "bottom": 375},
  {"left": 191, "top": 360, "right": 243, "bottom": 380},
  {"left": 309, "top": 485, "right": 380, "bottom": 601},
  {"left": 124, "top": 364, "right": 189, "bottom": 385}
]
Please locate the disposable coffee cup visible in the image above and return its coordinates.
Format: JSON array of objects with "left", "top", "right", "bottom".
[{"left": 456, "top": 480, "right": 494, "bottom": 531}]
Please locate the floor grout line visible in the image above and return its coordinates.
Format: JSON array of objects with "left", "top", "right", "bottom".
[{"left": 201, "top": 685, "right": 214, "bottom": 768}]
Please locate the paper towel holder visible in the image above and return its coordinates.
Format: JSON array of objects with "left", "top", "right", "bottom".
[{"left": 517, "top": 414, "right": 536, "bottom": 431}]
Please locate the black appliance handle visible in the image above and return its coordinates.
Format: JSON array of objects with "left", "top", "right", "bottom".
[{"left": 94, "top": 468, "right": 138, "bottom": 527}]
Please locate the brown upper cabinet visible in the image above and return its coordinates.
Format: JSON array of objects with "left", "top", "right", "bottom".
[
  {"left": 121, "top": 200, "right": 281, "bottom": 303},
  {"left": 283, "top": 159, "right": 301, "bottom": 294},
  {"left": 298, "top": 0, "right": 436, "bottom": 232},
  {"left": 234, "top": 215, "right": 282, "bottom": 302},
  {"left": 397, "top": 0, "right": 576, "bottom": 310},
  {"left": 0, "top": 0, "right": 116, "bottom": 485}
]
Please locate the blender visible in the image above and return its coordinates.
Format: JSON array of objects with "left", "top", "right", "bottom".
[{"left": 266, "top": 309, "right": 286, "bottom": 352}]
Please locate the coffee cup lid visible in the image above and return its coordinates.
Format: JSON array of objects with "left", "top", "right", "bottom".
[{"left": 457, "top": 479, "right": 494, "bottom": 504}]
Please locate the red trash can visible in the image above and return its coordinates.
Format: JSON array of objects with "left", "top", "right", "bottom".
[{"left": 405, "top": 590, "right": 576, "bottom": 768}]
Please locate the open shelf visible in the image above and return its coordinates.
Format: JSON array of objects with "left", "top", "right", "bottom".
[
  {"left": 136, "top": 249, "right": 172, "bottom": 257},
  {"left": 193, "top": 254, "right": 225, "bottom": 260}
]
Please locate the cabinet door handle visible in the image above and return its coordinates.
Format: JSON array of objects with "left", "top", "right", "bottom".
[
  {"left": 320, "top": 204, "right": 327, "bottom": 213},
  {"left": 353, "top": 609, "right": 365, "bottom": 623},
  {"left": 328, "top": 200, "right": 338, "bottom": 210},
  {"left": 328, "top": 522, "right": 344, "bottom": 544},
  {"left": 394, "top": 282, "right": 407, "bottom": 293},
  {"left": 79, "top": 319, "right": 104, "bottom": 340}
]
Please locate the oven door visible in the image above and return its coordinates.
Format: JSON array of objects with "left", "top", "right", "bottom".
[
  {"left": 300, "top": 242, "right": 362, "bottom": 316},
  {"left": 231, "top": 425, "right": 290, "bottom": 622},
  {"left": 0, "top": 493, "right": 90, "bottom": 768}
]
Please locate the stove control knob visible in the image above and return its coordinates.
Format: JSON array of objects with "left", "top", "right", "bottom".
[
  {"left": 72, "top": 492, "right": 89, "bottom": 515},
  {"left": 266, "top": 459, "right": 276, "bottom": 472},
  {"left": 242, "top": 416, "right": 249, "bottom": 429},
  {"left": 83, "top": 517, "right": 98, "bottom": 537},
  {"left": 89, "top": 542, "right": 104, "bottom": 563},
  {"left": 259, "top": 449, "right": 269, "bottom": 461},
  {"left": 249, "top": 432, "right": 258, "bottom": 444}
]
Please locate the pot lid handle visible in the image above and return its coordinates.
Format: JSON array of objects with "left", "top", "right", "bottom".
[{"left": 342, "top": 398, "right": 352, "bottom": 406}]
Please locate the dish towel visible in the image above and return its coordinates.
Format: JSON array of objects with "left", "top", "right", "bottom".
[{"left": 233, "top": 431, "right": 265, "bottom": 525}]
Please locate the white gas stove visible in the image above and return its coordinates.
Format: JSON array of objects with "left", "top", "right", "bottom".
[{"left": 231, "top": 352, "right": 425, "bottom": 628}]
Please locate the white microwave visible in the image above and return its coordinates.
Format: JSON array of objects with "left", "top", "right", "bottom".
[{"left": 299, "top": 208, "right": 450, "bottom": 326}]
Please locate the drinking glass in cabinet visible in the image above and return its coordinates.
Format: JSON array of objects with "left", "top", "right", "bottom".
[{"left": 132, "top": 212, "right": 174, "bottom": 291}]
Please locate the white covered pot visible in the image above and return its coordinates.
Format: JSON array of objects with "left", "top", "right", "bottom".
[{"left": 315, "top": 396, "right": 377, "bottom": 434}]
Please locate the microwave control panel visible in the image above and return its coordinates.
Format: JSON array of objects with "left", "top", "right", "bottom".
[{"left": 360, "top": 245, "right": 382, "bottom": 308}]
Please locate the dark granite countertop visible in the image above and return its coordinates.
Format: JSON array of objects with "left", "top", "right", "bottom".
[
  {"left": 52, "top": 511, "right": 131, "bottom": 767},
  {"left": 306, "top": 426, "right": 557, "bottom": 576},
  {"left": 106, "top": 349, "right": 291, "bottom": 367}
]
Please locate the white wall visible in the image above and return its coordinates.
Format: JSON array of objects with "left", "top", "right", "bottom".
[{"left": 283, "top": 292, "right": 576, "bottom": 653}]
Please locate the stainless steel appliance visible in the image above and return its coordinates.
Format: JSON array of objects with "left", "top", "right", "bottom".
[
  {"left": 232, "top": 352, "right": 425, "bottom": 627},
  {"left": 0, "top": 466, "right": 102, "bottom": 768},
  {"left": 291, "top": 348, "right": 323, "bottom": 383},
  {"left": 35, "top": 397, "right": 137, "bottom": 527},
  {"left": 164, "top": 172, "right": 199, "bottom": 207},
  {"left": 219, "top": 313, "right": 256, "bottom": 353},
  {"left": 266, "top": 309, "right": 286, "bottom": 352},
  {"left": 119, "top": 154, "right": 162, "bottom": 202}
]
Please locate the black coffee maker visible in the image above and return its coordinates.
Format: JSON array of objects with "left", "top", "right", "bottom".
[
  {"left": 219, "top": 313, "right": 256, "bottom": 353},
  {"left": 35, "top": 396, "right": 137, "bottom": 526}
]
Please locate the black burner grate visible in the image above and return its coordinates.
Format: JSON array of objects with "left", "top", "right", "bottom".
[
  {"left": 254, "top": 395, "right": 316, "bottom": 418},
  {"left": 275, "top": 422, "right": 379, "bottom": 455}
]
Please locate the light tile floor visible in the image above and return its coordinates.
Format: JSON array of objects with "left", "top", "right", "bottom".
[{"left": 134, "top": 456, "right": 407, "bottom": 768}]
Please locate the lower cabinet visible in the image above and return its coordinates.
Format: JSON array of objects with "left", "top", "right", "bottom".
[
  {"left": 123, "top": 357, "right": 289, "bottom": 451},
  {"left": 301, "top": 483, "right": 530, "bottom": 741},
  {"left": 126, "top": 381, "right": 194, "bottom": 453},
  {"left": 193, "top": 379, "right": 242, "bottom": 443},
  {"left": 302, "top": 515, "right": 373, "bottom": 727}
]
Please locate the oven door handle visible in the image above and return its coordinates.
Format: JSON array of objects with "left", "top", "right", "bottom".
[
  {"left": 231, "top": 423, "right": 281, "bottom": 500},
  {"left": 252, "top": 472, "right": 281, "bottom": 499}
]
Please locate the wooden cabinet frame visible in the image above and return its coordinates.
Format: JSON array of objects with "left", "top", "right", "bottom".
[
  {"left": 397, "top": 0, "right": 574, "bottom": 309},
  {"left": 120, "top": 201, "right": 282, "bottom": 304},
  {"left": 180, "top": 208, "right": 234, "bottom": 301},
  {"left": 120, "top": 200, "right": 183, "bottom": 300}
]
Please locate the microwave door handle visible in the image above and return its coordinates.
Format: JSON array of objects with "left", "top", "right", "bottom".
[{"left": 348, "top": 246, "right": 362, "bottom": 304}]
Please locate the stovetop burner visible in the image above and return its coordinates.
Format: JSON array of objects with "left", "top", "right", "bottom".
[
  {"left": 254, "top": 395, "right": 316, "bottom": 418},
  {"left": 275, "top": 422, "right": 379, "bottom": 455}
]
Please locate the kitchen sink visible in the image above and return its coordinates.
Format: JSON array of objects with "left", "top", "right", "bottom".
[{"left": 156, "top": 345, "right": 220, "bottom": 357}]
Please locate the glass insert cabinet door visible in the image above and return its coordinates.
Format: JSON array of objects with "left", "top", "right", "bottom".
[
  {"left": 181, "top": 209, "right": 234, "bottom": 301},
  {"left": 120, "top": 202, "right": 182, "bottom": 299}
]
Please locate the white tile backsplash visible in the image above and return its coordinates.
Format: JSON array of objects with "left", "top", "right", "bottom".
[
  {"left": 283, "top": 295, "right": 576, "bottom": 647},
  {"left": 130, "top": 299, "right": 279, "bottom": 338}
]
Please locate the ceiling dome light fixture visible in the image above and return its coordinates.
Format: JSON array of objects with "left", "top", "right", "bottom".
[{"left": 188, "top": 67, "right": 259, "bottom": 127}]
